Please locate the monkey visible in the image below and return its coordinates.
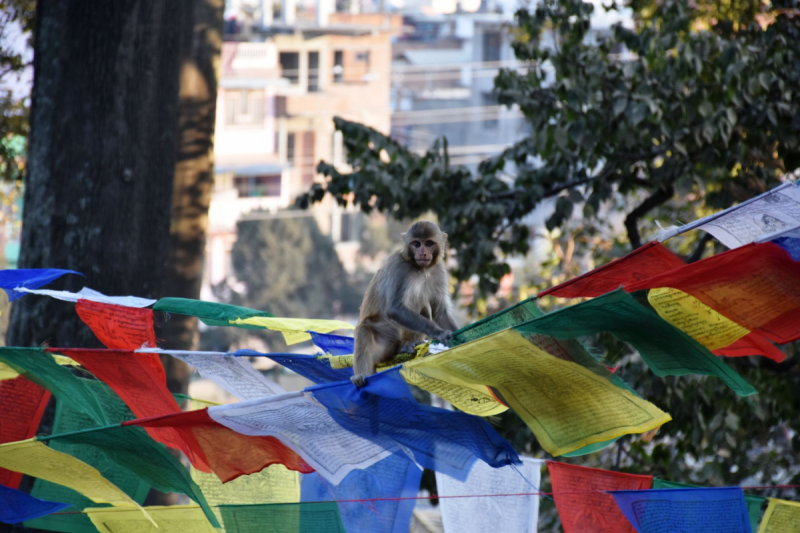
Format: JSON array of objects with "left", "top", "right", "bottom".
[{"left": 351, "top": 220, "right": 458, "bottom": 387}]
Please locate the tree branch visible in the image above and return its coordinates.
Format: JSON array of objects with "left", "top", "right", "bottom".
[
  {"left": 685, "top": 233, "right": 713, "bottom": 263},
  {"left": 624, "top": 184, "right": 675, "bottom": 249}
]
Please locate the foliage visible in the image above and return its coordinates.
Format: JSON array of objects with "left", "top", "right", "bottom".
[
  {"left": 206, "top": 215, "right": 364, "bottom": 350},
  {"left": 0, "top": 0, "right": 34, "bottom": 181},
  {"left": 300, "top": 0, "right": 800, "bottom": 297}
]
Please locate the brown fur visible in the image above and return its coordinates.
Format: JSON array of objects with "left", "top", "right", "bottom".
[{"left": 351, "top": 221, "right": 458, "bottom": 387}]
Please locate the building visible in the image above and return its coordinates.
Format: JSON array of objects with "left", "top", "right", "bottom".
[
  {"left": 391, "top": 10, "right": 530, "bottom": 167},
  {"left": 204, "top": 9, "right": 403, "bottom": 296}
]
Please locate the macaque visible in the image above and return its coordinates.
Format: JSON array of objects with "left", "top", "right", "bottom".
[{"left": 351, "top": 221, "right": 458, "bottom": 387}]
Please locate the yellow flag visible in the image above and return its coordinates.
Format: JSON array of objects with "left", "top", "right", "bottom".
[
  {"left": 758, "top": 498, "right": 800, "bottom": 533},
  {"left": 403, "top": 330, "right": 671, "bottom": 456},
  {"left": 648, "top": 287, "right": 749, "bottom": 350},
  {"left": 86, "top": 505, "right": 217, "bottom": 533},
  {"left": 0, "top": 362, "right": 17, "bottom": 381},
  {"left": 232, "top": 317, "right": 354, "bottom": 345},
  {"left": 0, "top": 439, "right": 144, "bottom": 509},
  {"left": 191, "top": 464, "right": 300, "bottom": 506}
]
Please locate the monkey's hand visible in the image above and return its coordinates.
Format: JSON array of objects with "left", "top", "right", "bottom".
[
  {"left": 398, "top": 340, "right": 427, "bottom": 354},
  {"left": 351, "top": 374, "right": 367, "bottom": 388},
  {"left": 436, "top": 329, "right": 454, "bottom": 345}
]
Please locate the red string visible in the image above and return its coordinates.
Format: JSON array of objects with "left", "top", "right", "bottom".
[{"left": 47, "top": 484, "right": 800, "bottom": 515}]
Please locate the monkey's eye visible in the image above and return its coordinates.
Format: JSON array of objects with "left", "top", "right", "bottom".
[
  {"left": 425, "top": 240, "right": 435, "bottom": 247},
  {"left": 411, "top": 241, "right": 421, "bottom": 248}
]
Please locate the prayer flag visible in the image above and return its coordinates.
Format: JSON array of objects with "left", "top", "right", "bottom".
[
  {"left": 14, "top": 286, "right": 156, "bottom": 307},
  {"left": 301, "top": 452, "right": 422, "bottom": 533},
  {"left": 451, "top": 296, "right": 544, "bottom": 346},
  {"left": 309, "top": 332, "right": 354, "bottom": 355},
  {"left": 403, "top": 330, "right": 670, "bottom": 456},
  {"left": 0, "top": 268, "right": 83, "bottom": 301},
  {"left": 58, "top": 348, "right": 209, "bottom": 471},
  {"left": 611, "top": 487, "right": 752, "bottom": 533},
  {"left": 712, "top": 332, "right": 786, "bottom": 362},
  {"left": 540, "top": 242, "right": 685, "bottom": 299},
  {"left": 208, "top": 392, "right": 397, "bottom": 485},
  {"left": 0, "top": 347, "right": 107, "bottom": 424},
  {"left": 86, "top": 505, "right": 216, "bottom": 533},
  {"left": 234, "top": 350, "right": 354, "bottom": 384},
  {"left": 76, "top": 300, "right": 158, "bottom": 351},
  {"left": 547, "top": 461, "right": 652, "bottom": 533},
  {"left": 757, "top": 498, "right": 800, "bottom": 533},
  {"left": 0, "top": 377, "right": 51, "bottom": 488},
  {"left": 26, "top": 378, "right": 154, "bottom": 533},
  {"left": 764, "top": 222, "right": 800, "bottom": 260},
  {"left": 308, "top": 368, "right": 520, "bottom": 481},
  {"left": 153, "top": 298, "right": 273, "bottom": 327},
  {"left": 0, "top": 362, "right": 17, "bottom": 381},
  {"left": 652, "top": 478, "right": 764, "bottom": 532},
  {"left": 232, "top": 316, "right": 354, "bottom": 345},
  {"left": 664, "top": 181, "right": 800, "bottom": 248},
  {"left": 218, "top": 502, "right": 346, "bottom": 533},
  {"left": 436, "top": 457, "right": 543, "bottom": 533},
  {"left": 127, "top": 408, "right": 314, "bottom": 483},
  {"left": 0, "top": 439, "right": 143, "bottom": 510},
  {"left": 0, "top": 483, "right": 69, "bottom": 524},
  {"left": 166, "top": 351, "right": 285, "bottom": 400},
  {"left": 192, "top": 464, "right": 300, "bottom": 506},
  {"left": 646, "top": 288, "right": 785, "bottom": 362},
  {"left": 515, "top": 289, "right": 757, "bottom": 396},
  {"left": 626, "top": 242, "right": 800, "bottom": 344}
]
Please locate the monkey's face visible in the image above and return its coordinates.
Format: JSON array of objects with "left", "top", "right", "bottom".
[{"left": 408, "top": 237, "right": 439, "bottom": 268}]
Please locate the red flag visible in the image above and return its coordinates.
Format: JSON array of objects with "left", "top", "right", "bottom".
[
  {"left": 540, "top": 241, "right": 685, "bottom": 299},
  {"left": 626, "top": 242, "right": 800, "bottom": 344},
  {"left": 0, "top": 377, "right": 51, "bottom": 488},
  {"left": 712, "top": 332, "right": 786, "bottom": 362},
  {"left": 55, "top": 348, "right": 210, "bottom": 472},
  {"left": 548, "top": 461, "right": 652, "bottom": 533},
  {"left": 124, "top": 408, "right": 315, "bottom": 482},
  {"left": 75, "top": 300, "right": 165, "bottom": 383}
]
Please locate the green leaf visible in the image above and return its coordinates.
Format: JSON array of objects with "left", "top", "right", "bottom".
[
  {"left": 613, "top": 97, "right": 628, "bottom": 117},
  {"left": 698, "top": 101, "right": 713, "bottom": 118},
  {"left": 627, "top": 102, "right": 649, "bottom": 127},
  {"left": 767, "top": 107, "right": 777, "bottom": 125}
]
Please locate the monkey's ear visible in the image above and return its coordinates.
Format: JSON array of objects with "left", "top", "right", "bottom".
[
  {"left": 401, "top": 232, "right": 407, "bottom": 239},
  {"left": 442, "top": 232, "right": 448, "bottom": 243}
]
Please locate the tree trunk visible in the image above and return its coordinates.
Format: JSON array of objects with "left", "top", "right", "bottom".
[
  {"left": 7, "top": 0, "right": 196, "bottom": 347},
  {"left": 158, "top": 0, "right": 223, "bottom": 395}
]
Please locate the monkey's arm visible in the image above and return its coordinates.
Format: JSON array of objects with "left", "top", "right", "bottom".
[
  {"left": 388, "top": 302, "right": 452, "bottom": 341},
  {"left": 432, "top": 301, "right": 458, "bottom": 332}
]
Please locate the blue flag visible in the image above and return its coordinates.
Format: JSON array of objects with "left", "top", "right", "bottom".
[
  {"left": 233, "top": 350, "right": 353, "bottom": 384},
  {"left": 0, "top": 483, "right": 69, "bottom": 524},
  {"left": 611, "top": 487, "right": 752, "bottom": 533},
  {"left": 0, "top": 269, "right": 83, "bottom": 301},
  {"left": 308, "top": 367, "right": 519, "bottom": 481},
  {"left": 301, "top": 452, "right": 421, "bottom": 533},
  {"left": 310, "top": 332, "right": 355, "bottom": 355}
]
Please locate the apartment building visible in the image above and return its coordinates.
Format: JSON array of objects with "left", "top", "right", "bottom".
[{"left": 205, "top": 10, "right": 402, "bottom": 294}]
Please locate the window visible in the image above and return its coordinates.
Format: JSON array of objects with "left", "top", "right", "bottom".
[
  {"left": 355, "top": 51, "right": 370, "bottom": 65},
  {"left": 482, "top": 32, "right": 501, "bottom": 63},
  {"left": 234, "top": 175, "right": 281, "bottom": 198},
  {"left": 308, "top": 51, "right": 319, "bottom": 92},
  {"left": 279, "top": 52, "right": 300, "bottom": 84},
  {"left": 333, "top": 50, "right": 343, "bottom": 83},
  {"left": 287, "top": 133, "right": 296, "bottom": 165},
  {"left": 226, "top": 93, "right": 236, "bottom": 124},
  {"left": 225, "top": 90, "right": 263, "bottom": 125},
  {"left": 482, "top": 93, "right": 498, "bottom": 129}
]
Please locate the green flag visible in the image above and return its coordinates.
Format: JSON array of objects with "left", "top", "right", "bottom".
[
  {"left": 154, "top": 297, "right": 273, "bottom": 328},
  {"left": 219, "top": 502, "right": 346, "bottom": 533},
  {"left": 0, "top": 347, "right": 107, "bottom": 424},
  {"left": 452, "top": 297, "right": 544, "bottom": 346},
  {"left": 513, "top": 289, "right": 757, "bottom": 397}
]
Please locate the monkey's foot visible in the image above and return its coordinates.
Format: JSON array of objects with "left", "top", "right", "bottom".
[
  {"left": 351, "top": 374, "right": 367, "bottom": 388},
  {"left": 397, "top": 340, "right": 426, "bottom": 354}
]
